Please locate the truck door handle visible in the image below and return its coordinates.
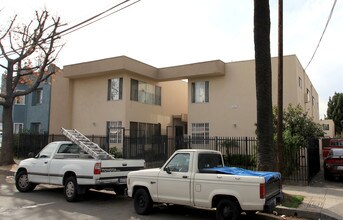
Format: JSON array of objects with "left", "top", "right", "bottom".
[
  {"left": 182, "top": 176, "right": 188, "bottom": 179},
  {"left": 44, "top": 161, "right": 48, "bottom": 164},
  {"left": 217, "top": 175, "right": 222, "bottom": 179}
]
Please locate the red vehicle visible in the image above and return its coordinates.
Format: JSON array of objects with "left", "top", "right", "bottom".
[
  {"left": 324, "top": 148, "right": 343, "bottom": 180},
  {"left": 323, "top": 139, "right": 343, "bottom": 158}
]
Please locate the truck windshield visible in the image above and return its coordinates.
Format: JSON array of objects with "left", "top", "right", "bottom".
[{"left": 198, "top": 153, "right": 223, "bottom": 170}]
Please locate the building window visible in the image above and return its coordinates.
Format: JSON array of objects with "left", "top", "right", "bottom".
[
  {"left": 323, "top": 124, "right": 329, "bottom": 131},
  {"left": 306, "top": 89, "right": 311, "bottom": 103},
  {"left": 130, "top": 79, "right": 161, "bottom": 105},
  {"left": 191, "top": 123, "right": 209, "bottom": 144},
  {"left": 32, "top": 89, "right": 43, "bottom": 106},
  {"left": 14, "top": 91, "right": 26, "bottom": 105},
  {"left": 107, "top": 121, "right": 122, "bottom": 144},
  {"left": 312, "top": 96, "right": 315, "bottom": 106},
  {"left": 31, "top": 123, "right": 41, "bottom": 134},
  {"left": 107, "top": 78, "right": 123, "bottom": 101},
  {"left": 298, "top": 77, "right": 302, "bottom": 88},
  {"left": 191, "top": 81, "right": 209, "bottom": 103},
  {"left": 14, "top": 123, "right": 23, "bottom": 134}
]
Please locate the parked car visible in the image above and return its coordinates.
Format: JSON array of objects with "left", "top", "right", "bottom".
[
  {"left": 323, "top": 139, "right": 343, "bottom": 158},
  {"left": 323, "top": 148, "right": 343, "bottom": 180}
]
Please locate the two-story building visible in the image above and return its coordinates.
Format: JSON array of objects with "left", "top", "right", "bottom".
[
  {"left": 49, "top": 55, "right": 319, "bottom": 151},
  {"left": 1, "top": 75, "right": 52, "bottom": 134}
]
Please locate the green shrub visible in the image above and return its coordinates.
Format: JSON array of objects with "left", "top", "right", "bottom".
[{"left": 109, "top": 147, "right": 123, "bottom": 158}]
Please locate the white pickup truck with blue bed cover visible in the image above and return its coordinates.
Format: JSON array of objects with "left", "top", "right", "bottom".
[{"left": 127, "top": 149, "right": 282, "bottom": 220}]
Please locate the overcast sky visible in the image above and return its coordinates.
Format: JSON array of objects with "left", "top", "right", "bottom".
[{"left": 1, "top": 0, "right": 342, "bottom": 119}]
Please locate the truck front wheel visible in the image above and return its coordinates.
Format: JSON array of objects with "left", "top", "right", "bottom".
[
  {"left": 15, "top": 170, "right": 36, "bottom": 192},
  {"left": 64, "top": 176, "right": 79, "bottom": 202},
  {"left": 216, "top": 199, "right": 240, "bottom": 220},
  {"left": 134, "top": 188, "right": 153, "bottom": 215}
]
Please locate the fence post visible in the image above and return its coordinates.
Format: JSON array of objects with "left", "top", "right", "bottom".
[{"left": 215, "top": 137, "right": 218, "bottom": 151}]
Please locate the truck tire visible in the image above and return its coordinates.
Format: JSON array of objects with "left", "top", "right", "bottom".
[
  {"left": 64, "top": 176, "right": 79, "bottom": 202},
  {"left": 134, "top": 188, "right": 153, "bottom": 215},
  {"left": 15, "top": 170, "right": 36, "bottom": 192},
  {"left": 216, "top": 199, "right": 240, "bottom": 220}
]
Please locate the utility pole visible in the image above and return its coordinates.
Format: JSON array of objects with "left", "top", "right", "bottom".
[{"left": 277, "top": 0, "right": 284, "bottom": 173}]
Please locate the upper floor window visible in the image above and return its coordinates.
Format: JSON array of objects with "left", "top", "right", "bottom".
[
  {"left": 191, "top": 81, "right": 209, "bottom": 103},
  {"left": 14, "top": 90, "right": 25, "bottom": 105},
  {"left": 306, "top": 89, "right": 311, "bottom": 103},
  {"left": 107, "top": 78, "right": 123, "bottom": 101},
  {"left": 322, "top": 124, "right": 329, "bottom": 131},
  {"left": 130, "top": 79, "right": 161, "bottom": 105},
  {"left": 32, "top": 89, "right": 43, "bottom": 106},
  {"left": 298, "top": 77, "right": 302, "bottom": 88}
]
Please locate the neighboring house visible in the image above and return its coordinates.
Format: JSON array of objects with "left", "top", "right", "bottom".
[
  {"left": 320, "top": 119, "right": 335, "bottom": 138},
  {"left": 11, "top": 80, "right": 52, "bottom": 134},
  {"left": 49, "top": 55, "right": 319, "bottom": 150}
]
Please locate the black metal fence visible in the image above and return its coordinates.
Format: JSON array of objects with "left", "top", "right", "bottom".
[
  {"left": 14, "top": 134, "right": 109, "bottom": 158},
  {"left": 14, "top": 133, "right": 320, "bottom": 185}
]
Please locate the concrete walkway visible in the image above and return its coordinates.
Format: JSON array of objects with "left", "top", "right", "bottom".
[
  {"left": 276, "top": 171, "right": 343, "bottom": 220},
  {"left": 1, "top": 162, "right": 342, "bottom": 220}
]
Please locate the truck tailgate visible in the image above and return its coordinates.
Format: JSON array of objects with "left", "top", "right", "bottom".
[{"left": 99, "top": 159, "right": 145, "bottom": 183}]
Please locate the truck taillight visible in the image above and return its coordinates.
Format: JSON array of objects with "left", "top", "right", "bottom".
[
  {"left": 94, "top": 162, "right": 101, "bottom": 175},
  {"left": 260, "top": 183, "right": 266, "bottom": 199}
]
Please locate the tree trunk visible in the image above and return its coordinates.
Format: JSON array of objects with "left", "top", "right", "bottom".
[
  {"left": 0, "top": 104, "right": 15, "bottom": 165},
  {"left": 254, "top": 0, "right": 277, "bottom": 171}
]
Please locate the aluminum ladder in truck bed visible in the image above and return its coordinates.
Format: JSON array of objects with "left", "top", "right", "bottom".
[{"left": 61, "top": 128, "right": 114, "bottom": 160}]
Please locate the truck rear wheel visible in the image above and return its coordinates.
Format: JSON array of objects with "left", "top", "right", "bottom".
[
  {"left": 64, "top": 176, "right": 79, "bottom": 202},
  {"left": 15, "top": 170, "right": 36, "bottom": 192},
  {"left": 216, "top": 199, "right": 240, "bottom": 220},
  {"left": 134, "top": 188, "right": 153, "bottom": 215}
]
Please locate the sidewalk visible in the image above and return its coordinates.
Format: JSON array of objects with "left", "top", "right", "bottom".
[
  {"left": 1, "top": 163, "right": 342, "bottom": 220},
  {"left": 276, "top": 171, "right": 343, "bottom": 220}
]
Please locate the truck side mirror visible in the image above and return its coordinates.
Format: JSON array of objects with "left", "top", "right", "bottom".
[{"left": 164, "top": 167, "right": 172, "bottom": 174}]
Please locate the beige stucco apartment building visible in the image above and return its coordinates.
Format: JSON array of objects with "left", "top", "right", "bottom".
[{"left": 49, "top": 55, "right": 319, "bottom": 149}]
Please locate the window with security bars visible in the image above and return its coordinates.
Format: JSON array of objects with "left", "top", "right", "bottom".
[
  {"left": 191, "top": 123, "right": 209, "bottom": 144},
  {"left": 107, "top": 121, "right": 122, "bottom": 144}
]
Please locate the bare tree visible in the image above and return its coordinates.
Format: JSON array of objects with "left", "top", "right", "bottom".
[
  {"left": 253, "top": 0, "right": 277, "bottom": 171},
  {"left": 0, "top": 10, "right": 65, "bottom": 165}
]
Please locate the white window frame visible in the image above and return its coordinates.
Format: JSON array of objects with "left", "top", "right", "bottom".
[
  {"left": 14, "top": 123, "right": 24, "bottom": 134},
  {"left": 191, "top": 123, "right": 209, "bottom": 145},
  {"left": 108, "top": 121, "right": 123, "bottom": 144},
  {"left": 14, "top": 90, "right": 26, "bottom": 105}
]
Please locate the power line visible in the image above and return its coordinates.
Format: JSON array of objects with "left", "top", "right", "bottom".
[
  {"left": 305, "top": 0, "right": 337, "bottom": 70},
  {"left": 60, "top": 0, "right": 141, "bottom": 37},
  {"left": 0, "top": 0, "right": 141, "bottom": 59}
]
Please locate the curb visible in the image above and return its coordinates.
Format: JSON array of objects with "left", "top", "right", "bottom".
[{"left": 275, "top": 206, "right": 341, "bottom": 220}]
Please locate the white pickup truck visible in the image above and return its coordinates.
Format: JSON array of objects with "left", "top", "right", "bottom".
[
  {"left": 127, "top": 149, "right": 282, "bottom": 220},
  {"left": 15, "top": 141, "right": 145, "bottom": 202}
]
